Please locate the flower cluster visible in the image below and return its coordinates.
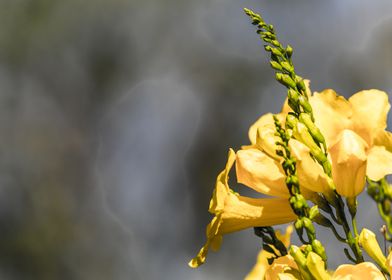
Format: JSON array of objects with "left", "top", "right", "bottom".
[
  {"left": 189, "top": 84, "right": 392, "bottom": 270},
  {"left": 188, "top": 7, "right": 392, "bottom": 280}
]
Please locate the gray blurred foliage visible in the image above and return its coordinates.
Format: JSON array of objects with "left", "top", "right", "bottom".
[{"left": 0, "top": 0, "right": 392, "bottom": 279}]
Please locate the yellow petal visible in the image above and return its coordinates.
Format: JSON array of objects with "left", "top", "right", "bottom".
[
  {"left": 209, "top": 149, "right": 236, "bottom": 213},
  {"left": 236, "top": 148, "right": 289, "bottom": 197},
  {"left": 374, "top": 130, "right": 392, "bottom": 153},
  {"left": 275, "top": 225, "right": 294, "bottom": 248},
  {"left": 256, "top": 126, "right": 282, "bottom": 161},
  {"left": 249, "top": 113, "right": 276, "bottom": 145},
  {"left": 289, "top": 139, "right": 333, "bottom": 194},
  {"left": 245, "top": 250, "right": 271, "bottom": 280},
  {"left": 366, "top": 146, "right": 392, "bottom": 181},
  {"left": 218, "top": 196, "right": 296, "bottom": 234},
  {"left": 265, "top": 255, "right": 299, "bottom": 280},
  {"left": 309, "top": 89, "right": 352, "bottom": 147},
  {"left": 386, "top": 250, "right": 392, "bottom": 276},
  {"left": 332, "top": 262, "right": 384, "bottom": 280},
  {"left": 249, "top": 113, "right": 285, "bottom": 145},
  {"left": 349, "top": 89, "right": 390, "bottom": 146},
  {"left": 190, "top": 179, "right": 296, "bottom": 267},
  {"left": 329, "top": 130, "right": 368, "bottom": 197}
]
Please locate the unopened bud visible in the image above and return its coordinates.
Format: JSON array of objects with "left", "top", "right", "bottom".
[
  {"left": 264, "top": 45, "right": 272, "bottom": 52},
  {"left": 276, "top": 73, "right": 297, "bottom": 89},
  {"left": 296, "top": 78, "right": 307, "bottom": 92},
  {"left": 298, "top": 95, "right": 313, "bottom": 114},
  {"left": 309, "top": 206, "right": 320, "bottom": 220},
  {"left": 306, "top": 252, "right": 331, "bottom": 280},
  {"left": 281, "top": 61, "right": 294, "bottom": 73},
  {"left": 312, "top": 240, "right": 327, "bottom": 262},
  {"left": 290, "top": 245, "right": 307, "bottom": 268},
  {"left": 359, "top": 228, "right": 388, "bottom": 272},
  {"left": 286, "top": 45, "right": 293, "bottom": 58},
  {"left": 285, "top": 113, "right": 298, "bottom": 129},
  {"left": 270, "top": 61, "right": 282, "bottom": 71},
  {"left": 299, "top": 113, "right": 326, "bottom": 146}
]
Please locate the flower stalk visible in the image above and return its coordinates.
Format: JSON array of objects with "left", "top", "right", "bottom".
[{"left": 244, "top": 7, "right": 364, "bottom": 264}]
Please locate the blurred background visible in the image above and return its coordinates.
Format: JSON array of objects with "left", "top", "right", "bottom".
[{"left": 1, "top": 0, "right": 392, "bottom": 279}]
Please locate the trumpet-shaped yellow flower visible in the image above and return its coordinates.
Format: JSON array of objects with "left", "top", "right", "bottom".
[
  {"left": 310, "top": 88, "right": 392, "bottom": 197},
  {"left": 189, "top": 149, "right": 296, "bottom": 268}
]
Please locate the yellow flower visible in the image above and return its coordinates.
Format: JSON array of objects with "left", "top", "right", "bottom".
[
  {"left": 189, "top": 149, "right": 296, "bottom": 268},
  {"left": 332, "top": 262, "right": 385, "bottom": 280},
  {"left": 310, "top": 88, "right": 392, "bottom": 197},
  {"left": 250, "top": 84, "right": 392, "bottom": 197},
  {"left": 245, "top": 226, "right": 301, "bottom": 280}
]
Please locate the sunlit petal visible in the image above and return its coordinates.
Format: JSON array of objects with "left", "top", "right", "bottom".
[
  {"left": 329, "top": 130, "right": 368, "bottom": 197},
  {"left": 349, "top": 89, "right": 390, "bottom": 146},
  {"left": 366, "top": 146, "right": 392, "bottom": 181},
  {"left": 236, "top": 148, "right": 289, "bottom": 197}
]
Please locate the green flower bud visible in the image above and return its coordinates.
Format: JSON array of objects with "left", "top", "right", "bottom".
[
  {"left": 303, "top": 217, "right": 316, "bottom": 240},
  {"left": 299, "top": 113, "right": 326, "bottom": 146},
  {"left": 295, "top": 219, "right": 303, "bottom": 230},
  {"left": 271, "top": 47, "right": 283, "bottom": 57},
  {"left": 263, "top": 31, "right": 275, "bottom": 39},
  {"left": 285, "top": 113, "right": 298, "bottom": 129},
  {"left": 290, "top": 245, "right": 307, "bottom": 267},
  {"left": 271, "top": 40, "right": 280, "bottom": 47},
  {"left": 286, "top": 45, "right": 293, "bottom": 58},
  {"left": 290, "top": 246, "right": 313, "bottom": 280},
  {"left": 281, "top": 61, "right": 294, "bottom": 73},
  {"left": 264, "top": 45, "right": 272, "bottom": 52},
  {"left": 288, "top": 88, "right": 299, "bottom": 102},
  {"left": 296, "top": 79, "right": 306, "bottom": 92},
  {"left": 309, "top": 206, "right": 319, "bottom": 220},
  {"left": 270, "top": 61, "right": 282, "bottom": 71},
  {"left": 298, "top": 95, "right": 312, "bottom": 113},
  {"left": 276, "top": 73, "right": 297, "bottom": 89},
  {"left": 311, "top": 240, "right": 327, "bottom": 262}
]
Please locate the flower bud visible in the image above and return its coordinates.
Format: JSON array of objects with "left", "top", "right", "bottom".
[
  {"left": 286, "top": 45, "right": 293, "bottom": 58},
  {"left": 276, "top": 73, "right": 297, "bottom": 89},
  {"left": 311, "top": 240, "right": 327, "bottom": 262},
  {"left": 299, "top": 113, "right": 325, "bottom": 146},
  {"left": 285, "top": 113, "right": 298, "bottom": 129},
  {"left": 358, "top": 228, "right": 388, "bottom": 272},
  {"left": 296, "top": 78, "right": 307, "bottom": 93},
  {"left": 270, "top": 61, "right": 282, "bottom": 71},
  {"left": 290, "top": 245, "right": 307, "bottom": 268},
  {"left": 299, "top": 95, "right": 313, "bottom": 114},
  {"left": 306, "top": 252, "right": 331, "bottom": 280},
  {"left": 281, "top": 61, "right": 294, "bottom": 73},
  {"left": 309, "top": 206, "right": 319, "bottom": 220}
]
